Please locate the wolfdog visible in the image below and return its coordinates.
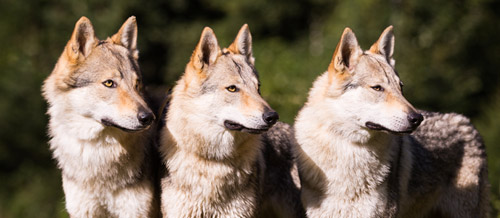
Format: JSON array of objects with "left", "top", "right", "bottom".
[
  {"left": 294, "top": 26, "right": 489, "bottom": 217},
  {"left": 159, "top": 25, "right": 306, "bottom": 218},
  {"left": 42, "top": 16, "right": 159, "bottom": 217}
]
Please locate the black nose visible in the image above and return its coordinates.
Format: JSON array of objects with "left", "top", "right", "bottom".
[
  {"left": 263, "top": 110, "right": 279, "bottom": 126},
  {"left": 137, "top": 110, "right": 155, "bottom": 126},
  {"left": 408, "top": 111, "right": 423, "bottom": 128}
]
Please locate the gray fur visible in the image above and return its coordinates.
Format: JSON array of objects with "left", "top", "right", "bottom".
[
  {"left": 260, "top": 122, "right": 307, "bottom": 218},
  {"left": 394, "top": 111, "right": 489, "bottom": 217}
]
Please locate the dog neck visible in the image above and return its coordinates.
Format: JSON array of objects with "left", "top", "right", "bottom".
[
  {"left": 296, "top": 113, "right": 396, "bottom": 192},
  {"left": 161, "top": 96, "right": 263, "bottom": 217},
  {"left": 46, "top": 103, "right": 146, "bottom": 189}
]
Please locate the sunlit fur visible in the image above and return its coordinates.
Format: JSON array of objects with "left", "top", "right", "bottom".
[
  {"left": 294, "top": 26, "right": 489, "bottom": 217},
  {"left": 42, "top": 16, "right": 159, "bottom": 217},
  {"left": 160, "top": 25, "right": 305, "bottom": 218}
]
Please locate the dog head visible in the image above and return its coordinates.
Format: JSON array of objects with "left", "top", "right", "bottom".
[
  {"left": 43, "top": 16, "right": 154, "bottom": 132},
  {"left": 309, "top": 26, "right": 423, "bottom": 138},
  {"left": 170, "top": 24, "right": 278, "bottom": 135}
]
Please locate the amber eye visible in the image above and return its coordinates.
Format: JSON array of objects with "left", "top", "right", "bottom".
[
  {"left": 226, "top": 85, "right": 238, "bottom": 93},
  {"left": 371, "top": 85, "right": 384, "bottom": 92},
  {"left": 103, "top": 80, "right": 116, "bottom": 88}
]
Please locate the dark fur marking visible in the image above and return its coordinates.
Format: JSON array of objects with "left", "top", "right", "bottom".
[
  {"left": 199, "top": 80, "right": 217, "bottom": 95},
  {"left": 232, "top": 59, "right": 244, "bottom": 82},
  {"left": 232, "top": 58, "right": 257, "bottom": 87},
  {"left": 71, "top": 78, "right": 92, "bottom": 88},
  {"left": 252, "top": 68, "right": 259, "bottom": 79},
  {"left": 97, "top": 40, "right": 107, "bottom": 46},
  {"left": 343, "top": 82, "right": 358, "bottom": 93},
  {"left": 366, "top": 55, "right": 401, "bottom": 89},
  {"left": 129, "top": 56, "right": 142, "bottom": 80},
  {"left": 65, "top": 69, "right": 93, "bottom": 88},
  {"left": 107, "top": 45, "right": 141, "bottom": 81},
  {"left": 372, "top": 56, "right": 392, "bottom": 85}
]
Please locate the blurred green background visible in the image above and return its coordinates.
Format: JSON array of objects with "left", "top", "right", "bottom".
[{"left": 1, "top": 0, "right": 499, "bottom": 217}]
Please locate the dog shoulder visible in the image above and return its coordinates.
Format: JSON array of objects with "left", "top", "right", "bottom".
[{"left": 413, "top": 110, "right": 484, "bottom": 151}]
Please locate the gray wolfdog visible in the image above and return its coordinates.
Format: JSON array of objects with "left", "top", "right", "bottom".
[
  {"left": 159, "top": 25, "right": 305, "bottom": 218},
  {"left": 42, "top": 16, "right": 159, "bottom": 217},
  {"left": 293, "top": 26, "right": 489, "bottom": 217}
]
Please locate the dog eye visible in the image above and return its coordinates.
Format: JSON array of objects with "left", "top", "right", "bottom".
[
  {"left": 103, "top": 80, "right": 116, "bottom": 88},
  {"left": 371, "top": 85, "right": 384, "bottom": 92},
  {"left": 226, "top": 85, "right": 239, "bottom": 93}
]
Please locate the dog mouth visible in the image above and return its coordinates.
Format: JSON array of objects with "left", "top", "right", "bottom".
[
  {"left": 365, "top": 122, "right": 414, "bottom": 134},
  {"left": 224, "top": 120, "right": 269, "bottom": 134},
  {"left": 101, "top": 118, "right": 149, "bottom": 132}
]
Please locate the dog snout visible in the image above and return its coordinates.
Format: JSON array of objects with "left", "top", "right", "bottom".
[
  {"left": 262, "top": 109, "right": 279, "bottom": 126},
  {"left": 407, "top": 111, "right": 423, "bottom": 129},
  {"left": 137, "top": 108, "right": 155, "bottom": 126}
]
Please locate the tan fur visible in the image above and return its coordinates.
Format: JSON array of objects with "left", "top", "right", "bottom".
[
  {"left": 42, "top": 16, "right": 159, "bottom": 217},
  {"left": 295, "top": 26, "right": 488, "bottom": 218}
]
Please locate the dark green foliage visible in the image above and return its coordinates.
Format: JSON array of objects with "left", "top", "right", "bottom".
[{"left": 0, "top": 0, "right": 498, "bottom": 217}]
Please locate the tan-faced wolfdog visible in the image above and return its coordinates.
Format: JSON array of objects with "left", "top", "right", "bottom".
[
  {"left": 42, "top": 16, "right": 159, "bottom": 217},
  {"left": 294, "top": 26, "right": 489, "bottom": 217},
  {"left": 159, "top": 25, "right": 305, "bottom": 218}
]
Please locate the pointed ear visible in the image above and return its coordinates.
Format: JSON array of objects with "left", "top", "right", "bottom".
[
  {"left": 369, "top": 26, "right": 395, "bottom": 66},
  {"left": 228, "top": 24, "right": 254, "bottom": 64},
  {"left": 191, "top": 27, "right": 220, "bottom": 70},
  {"left": 66, "top": 16, "right": 97, "bottom": 62},
  {"left": 328, "top": 28, "right": 362, "bottom": 73},
  {"left": 111, "top": 16, "right": 138, "bottom": 58}
]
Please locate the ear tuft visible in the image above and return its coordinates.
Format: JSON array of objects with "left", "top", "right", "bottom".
[
  {"left": 228, "top": 24, "right": 254, "bottom": 64},
  {"left": 328, "top": 27, "right": 362, "bottom": 73},
  {"left": 67, "top": 16, "right": 97, "bottom": 61},
  {"left": 191, "top": 27, "right": 220, "bottom": 70},
  {"left": 111, "top": 16, "right": 138, "bottom": 58},
  {"left": 369, "top": 26, "right": 395, "bottom": 65}
]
